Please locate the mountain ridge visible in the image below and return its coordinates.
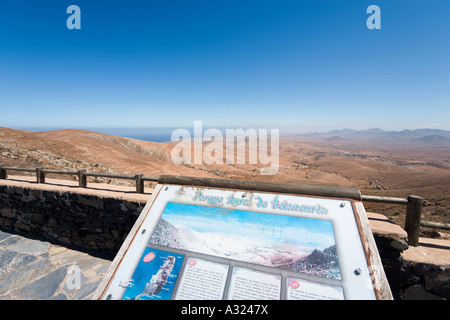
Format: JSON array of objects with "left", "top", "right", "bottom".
[
  {"left": 303, "top": 127, "right": 450, "bottom": 138},
  {"left": 289, "top": 128, "right": 450, "bottom": 147}
]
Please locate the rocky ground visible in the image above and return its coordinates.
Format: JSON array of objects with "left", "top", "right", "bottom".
[{"left": 0, "top": 229, "right": 111, "bottom": 300}]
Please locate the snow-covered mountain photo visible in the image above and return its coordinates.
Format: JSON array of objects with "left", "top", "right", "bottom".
[{"left": 148, "top": 202, "right": 340, "bottom": 279}]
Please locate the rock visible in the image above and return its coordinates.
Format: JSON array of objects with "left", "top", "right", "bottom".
[
  {"left": 110, "top": 229, "right": 120, "bottom": 238},
  {"left": 4, "top": 186, "right": 15, "bottom": 194},
  {"left": 14, "top": 221, "right": 31, "bottom": 232},
  {"left": 77, "top": 195, "right": 104, "bottom": 210},
  {"left": 105, "top": 242, "right": 116, "bottom": 250},
  {"left": 30, "top": 189, "right": 42, "bottom": 199},
  {"left": 0, "top": 251, "right": 19, "bottom": 276},
  {"left": 73, "top": 280, "right": 101, "bottom": 300},
  {"left": 31, "top": 214, "right": 46, "bottom": 225},
  {"left": 42, "top": 191, "right": 58, "bottom": 203},
  {"left": 403, "top": 285, "right": 445, "bottom": 300},
  {"left": 1, "top": 207, "right": 14, "bottom": 218},
  {"left": 0, "top": 258, "right": 52, "bottom": 291},
  {"left": 430, "top": 283, "right": 450, "bottom": 300},
  {"left": 59, "top": 237, "right": 72, "bottom": 246},
  {"left": 52, "top": 293, "right": 68, "bottom": 300},
  {"left": 0, "top": 252, "right": 37, "bottom": 278},
  {"left": 390, "top": 239, "right": 409, "bottom": 251},
  {"left": 18, "top": 266, "right": 69, "bottom": 299},
  {"left": 412, "top": 263, "right": 430, "bottom": 276},
  {"left": 13, "top": 187, "right": 23, "bottom": 195},
  {"left": 7, "top": 239, "right": 50, "bottom": 255},
  {"left": 403, "top": 267, "right": 421, "bottom": 286},
  {"left": 424, "top": 269, "right": 450, "bottom": 291}
]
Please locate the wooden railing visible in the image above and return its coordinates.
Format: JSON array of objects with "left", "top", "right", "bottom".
[
  {"left": 0, "top": 165, "right": 158, "bottom": 194},
  {"left": 361, "top": 194, "right": 426, "bottom": 246},
  {"left": 1, "top": 165, "right": 448, "bottom": 247}
]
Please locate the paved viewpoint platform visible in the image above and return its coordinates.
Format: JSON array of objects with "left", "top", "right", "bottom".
[{"left": 0, "top": 229, "right": 111, "bottom": 300}]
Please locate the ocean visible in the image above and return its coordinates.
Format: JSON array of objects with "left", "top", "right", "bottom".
[{"left": 20, "top": 127, "right": 180, "bottom": 143}]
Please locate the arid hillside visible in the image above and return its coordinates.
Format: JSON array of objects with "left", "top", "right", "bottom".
[{"left": 1, "top": 126, "right": 449, "bottom": 238}]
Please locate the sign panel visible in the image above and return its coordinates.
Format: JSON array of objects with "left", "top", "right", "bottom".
[{"left": 94, "top": 182, "right": 392, "bottom": 300}]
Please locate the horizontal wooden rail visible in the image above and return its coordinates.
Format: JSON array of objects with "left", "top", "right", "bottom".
[
  {"left": 42, "top": 169, "right": 79, "bottom": 175},
  {"left": 361, "top": 195, "right": 408, "bottom": 205},
  {"left": 420, "top": 220, "right": 450, "bottom": 230},
  {"left": 158, "top": 175, "right": 363, "bottom": 200},
  {"left": 0, "top": 165, "right": 157, "bottom": 194},
  {"left": 1, "top": 166, "right": 35, "bottom": 172},
  {"left": 83, "top": 172, "right": 136, "bottom": 179}
]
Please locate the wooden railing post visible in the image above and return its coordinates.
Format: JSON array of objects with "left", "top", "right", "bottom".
[
  {"left": 405, "top": 195, "right": 423, "bottom": 247},
  {"left": 78, "top": 169, "right": 87, "bottom": 188},
  {"left": 135, "top": 173, "right": 144, "bottom": 193},
  {"left": 36, "top": 167, "right": 45, "bottom": 183},
  {"left": 0, "top": 166, "right": 7, "bottom": 179}
]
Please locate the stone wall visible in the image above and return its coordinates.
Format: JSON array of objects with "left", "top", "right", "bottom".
[
  {"left": 0, "top": 185, "right": 144, "bottom": 259},
  {"left": 373, "top": 233, "right": 449, "bottom": 300}
]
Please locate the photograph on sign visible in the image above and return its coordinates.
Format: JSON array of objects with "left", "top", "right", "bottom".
[
  {"left": 121, "top": 248, "right": 184, "bottom": 300},
  {"left": 149, "top": 202, "right": 340, "bottom": 279}
]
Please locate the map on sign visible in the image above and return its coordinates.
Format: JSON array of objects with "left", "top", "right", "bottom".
[{"left": 95, "top": 182, "right": 391, "bottom": 300}]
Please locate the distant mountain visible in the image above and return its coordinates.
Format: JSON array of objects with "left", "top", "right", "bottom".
[
  {"left": 327, "top": 128, "right": 450, "bottom": 138},
  {"left": 307, "top": 128, "right": 450, "bottom": 147},
  {"left": 324, "top": 136, "right": 349, "bottom": 142},
  {"left": 326, "top": 128, "right": 358, "bottom": 135},
  {"left": 412, "top": 135, "right": 449, "bottom": 145}
]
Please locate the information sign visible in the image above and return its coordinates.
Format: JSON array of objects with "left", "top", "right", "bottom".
[{"left": 93, "top": 177, "right": 392, "bottom": 300}]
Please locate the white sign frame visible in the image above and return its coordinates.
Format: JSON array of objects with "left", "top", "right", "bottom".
[{"left": 93, "top": 183, "right": 392, "bottom": 300}]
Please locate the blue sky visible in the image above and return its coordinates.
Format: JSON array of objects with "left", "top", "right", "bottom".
[{"left": 0, "top": 1, "right": 449, "bottom": 134}]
